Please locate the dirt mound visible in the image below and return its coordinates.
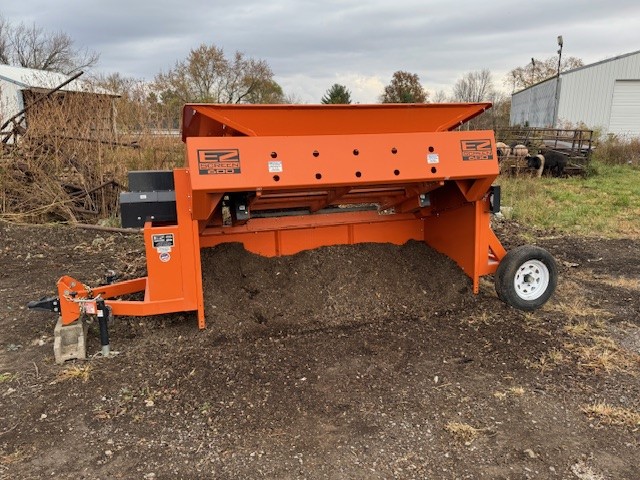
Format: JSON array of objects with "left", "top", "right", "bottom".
[{"left": 202, "top": 240, "right": 472, "bottom": 338}]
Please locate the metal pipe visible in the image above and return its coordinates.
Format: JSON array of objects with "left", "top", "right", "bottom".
[
  {"left": 96, "top": 299, "right": 110, "bottom": 356},
  {"left": 552, "top": 36, "right": 563, "bottom": 128}
]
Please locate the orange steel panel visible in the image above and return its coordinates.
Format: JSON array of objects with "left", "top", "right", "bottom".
[
  {"left": 186, "top": 130, "right": 498, "bottom": 194},
  {"left": 198, "top": 218, "right": 425, "bottom": 257},
  {"left": 424, "top": 202, "right": 477, "bottom": 285},
  {"left": 351, "top": 219, "right": 424, "bottom": 245},
  {"left": 423, "top": 193, "right": 498, "bottom": 294},
  {"left": 144, "top": 225, "right": 185, "bottom": 301},
  {"left": 57, "top": 276, "right": 89, "bottom": 325},
  {"left": 277, "top": 225, "right": 352, "bottom": 255},
  {"left": 182, "top": 103, "right": 491, "bottom": 139},
  {"left": 92, "top": 277, "right": 147, "bottom": 298},
  {"left": 200, "top": 210, "right": 419, "bottom": 238}
]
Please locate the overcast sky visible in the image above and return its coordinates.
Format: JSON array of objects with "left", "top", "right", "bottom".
[{"left": 3, "top": 0, "right": 640, "bottom": 103}]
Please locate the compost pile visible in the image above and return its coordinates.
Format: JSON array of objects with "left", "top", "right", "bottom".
[{"left": 201, "top": 240, "right": 473, "bottom": 338}]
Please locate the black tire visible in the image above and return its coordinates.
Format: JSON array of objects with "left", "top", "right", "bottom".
[{"left": 495, "top": 245, "right": 557, "bottom": 311}]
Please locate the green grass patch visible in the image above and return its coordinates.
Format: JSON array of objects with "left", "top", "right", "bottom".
[
  {"left": 498, "top": 162, "right": 640, "bottom": 237},
  {"left": 0, "top": 372, "right": 15, "bottom": 383}
]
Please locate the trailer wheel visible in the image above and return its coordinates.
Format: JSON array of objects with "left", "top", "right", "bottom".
[{"left": 495, "top": 245, "right": 557, "bottom": 311}]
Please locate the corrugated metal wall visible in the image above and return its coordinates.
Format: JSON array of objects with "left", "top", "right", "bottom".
[
  {"left": 510, "top": 79, "right": 557, "bottom": 127},
  {"left": 511, "top": 51, "right": 640, "bottom": 132},
  {"left": 0, "top": 80, "right": 24, "bottom": 125},
  {"left": 558, "top": 52, "right": 640, "bottom": 130}
]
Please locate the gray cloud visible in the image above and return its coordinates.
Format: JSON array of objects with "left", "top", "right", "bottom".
[{"left": 3, "top": 0, "right": 640, "bottom": 103}]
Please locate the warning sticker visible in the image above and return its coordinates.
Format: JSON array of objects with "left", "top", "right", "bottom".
[
  {"left": 152, "top": 233, "right": 174, "bottom": 249},
  {"left": 268, "top": 161, "right": 283, "bottom": 173},
  {"left": 159, "top": 252, "right": 171, "bottom": 263},
  {"left": 427, "top": 153, "right": 440, "bottom": 164},
  {"left": 461, "top": 139, "right": 494, "bottom": 161},
  {"left": 198, "top": 149, "right": 241, "bottom": 175}
]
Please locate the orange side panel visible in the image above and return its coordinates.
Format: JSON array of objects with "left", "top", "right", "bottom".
[
  {"left": 199, "top": 217, "right": 425, "bottom": 257},
  {"left": 424, "top": 202, "right": 477, "bottom": 284},
  {"left": 186, "top": 131, "right": 499, "bottom": 194},
  {"left": 144, "top": 225, "right": 184, "bottom": 301}
]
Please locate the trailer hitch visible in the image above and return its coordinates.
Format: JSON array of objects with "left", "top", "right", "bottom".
[
  {"left": 27, "top": 292, "right": 112, "bottom": 362},
  {"left": 27, "top": 297, "right": 61, "bottom": 313}
]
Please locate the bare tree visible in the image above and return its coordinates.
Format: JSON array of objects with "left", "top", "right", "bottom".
[
  {"left": 380, "top": 71, "right": 428, "bottom": 103},
  {"left": 154, "top": 44, "right": 281, "bottom": 105},
  {"left": 451, "top": 70, "right": 512, "bottom": 130},
  {"left": 453, "top": 69, "right": 495, "bottom": 103},
  {"left": 430, "top": 89, "right": 450, "bottom": 103},
  {"left": 505, "top": 56, "right": 584, "bottom": 92},
  {"left": 0, "top": 17, "right": 9, "bottom": 64},
  {"left": 222, "top": 51, "right": 276, "bottom": 104},
  {"left": 0, "top": 17, "right": 98, "bottom": 73}
]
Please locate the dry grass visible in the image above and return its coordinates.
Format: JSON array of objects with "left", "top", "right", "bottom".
[
  {"left": 564, "top": 319, "right": 606, "bottom": 337},
  {"left": 519, "top": 312, "right": 552, "bottom": 335},
  {"left": 562, "top": 317, "right": 639, "bottom": 373},
  {"left": 593, "top": 135, "right": 640, "bottom": 166},
  {"left": 56, "top": 364, "right": 92, "bottom": 383},
  {"left": 570, "top": 337, "right": 639, "bottom": 373},
  {"left": 530, "top": 348, "right": 565, "bottom": 373},
  {"left": 0, "top": 448, "right": 26, "bottom": 466},
  {"left": 581, "top": 402, "right": 640, "bottom": 428},
  {"left": 549, "top": 299, "right": 612, "bottom": 322},
  {"left": 600, "top": 276, "right": 640, "bottom": 291},
  {"left": 467, "top": 310, "right": 498, "bottom": 327},
  {"left": 508, "top": 386, "right": 525, "bottom": 396},
  {"left": 1, "top": 83, "right": 182, "bottom": 223},
  {"left": 444, "top": 422, "right": 482, "bottom": 443},
  {"left": 493, "top": 386, "right": 525, "bottom": 400}
]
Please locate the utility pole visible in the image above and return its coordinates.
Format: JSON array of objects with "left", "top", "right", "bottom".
[
  {"left": 527, "top": 58, "right": 535, "bottom": 126},
  {"left": 552, "top": 35, "right": 563, "bottom": 128}
]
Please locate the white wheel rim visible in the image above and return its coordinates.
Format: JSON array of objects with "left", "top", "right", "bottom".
[{"left": 513, "top": 259, "right": 550, "bottom": 301}]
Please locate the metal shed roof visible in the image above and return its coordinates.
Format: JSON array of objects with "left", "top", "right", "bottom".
[{"left": 0, "top": 64, "right": 115, "bottom": 95}]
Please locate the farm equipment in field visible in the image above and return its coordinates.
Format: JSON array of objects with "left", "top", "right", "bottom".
[
  {"left": 29, "top": 103, "right": 558, "bottom": 363},
  {"left": 496, "top": 126, "right": 594, "bottom": 176}
]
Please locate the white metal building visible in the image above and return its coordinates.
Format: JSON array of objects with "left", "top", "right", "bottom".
[
  {"left": 0, "top": 64, "right": 116, "bottom": 143},
  {"left": 1, "top": 65, "right": 93, "bottom": 123},
  {"left": 510, "top": 50, "right": 640, "bottom": 136}
]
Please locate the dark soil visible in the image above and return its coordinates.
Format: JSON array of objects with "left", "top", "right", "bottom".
[{"left": 1, "top": 220, "right": 639, "bottom": 479}]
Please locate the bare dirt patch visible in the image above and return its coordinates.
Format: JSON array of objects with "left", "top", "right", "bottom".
[{"left": 1, "top": 220, "right": 639, "bottom": 479}]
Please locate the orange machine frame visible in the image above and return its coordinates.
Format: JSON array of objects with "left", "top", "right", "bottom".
[{"left": 56, "top": 103, "right": 507, "bottom": 329}]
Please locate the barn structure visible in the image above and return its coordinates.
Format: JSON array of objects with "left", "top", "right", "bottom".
[
  {"left": 0, "top": 64, "right": 116, "bottom": 144},
  {"left": 510, "top": 50, "right": 640, "bottom": 136}
]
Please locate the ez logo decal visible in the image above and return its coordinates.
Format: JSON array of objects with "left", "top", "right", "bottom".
[
  {"left": 460, "top": 140, "right": 494, "bottom": 161},
  {"left": 198, "top": 149, "right": 241, "bottom": 175}
]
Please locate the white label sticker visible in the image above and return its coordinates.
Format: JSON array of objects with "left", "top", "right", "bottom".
[
  {"left": 268, "top": 161, "right": 283, "bottom": 173},
  {"left": 427, "top": 154, "right": 440, "bottom": 164},
  {"left": 157, "top": 246, "right": 172, "bottom": 254}
]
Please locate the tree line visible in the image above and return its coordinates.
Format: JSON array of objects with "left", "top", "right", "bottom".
[{"left": 0, "top": 16, "right": 583, "bottom": 131}]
